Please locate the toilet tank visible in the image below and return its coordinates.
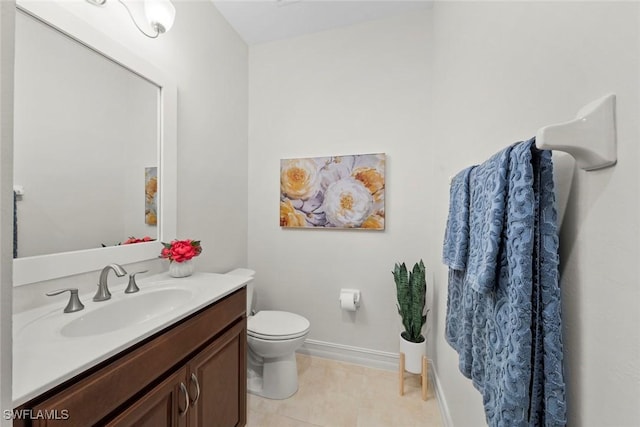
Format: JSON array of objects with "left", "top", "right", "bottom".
[{"left": 226, "top": 268, "right": 255, "bottom": 314}]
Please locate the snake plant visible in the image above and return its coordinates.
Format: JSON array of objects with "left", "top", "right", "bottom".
[{"left": 392, "top": 260, "right": 427, "bottom": 343}]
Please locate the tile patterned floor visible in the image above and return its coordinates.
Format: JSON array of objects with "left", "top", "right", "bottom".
[{"left": 247, "top": 354, "right": 444, "bottom": 427}]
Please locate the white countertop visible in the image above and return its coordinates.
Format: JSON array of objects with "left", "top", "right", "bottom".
[{"left": 13, "top": 272, "right": 248, "bottom": 407}]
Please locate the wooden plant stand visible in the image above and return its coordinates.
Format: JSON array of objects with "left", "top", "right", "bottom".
[{"left": 398, "top": 352, "right": 428, "bottom": 401}]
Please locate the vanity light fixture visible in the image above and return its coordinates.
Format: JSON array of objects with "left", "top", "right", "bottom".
[{"left": 86, "top": 0, "right": 176, "bottom": 39}]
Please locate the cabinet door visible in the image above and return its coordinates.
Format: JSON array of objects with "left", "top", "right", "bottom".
[
  {"left": 105, "top": 367, "right": 190, "bottom": 427},
  {"left": 188, "top": 319, "right": 247, "bottom": 427}
]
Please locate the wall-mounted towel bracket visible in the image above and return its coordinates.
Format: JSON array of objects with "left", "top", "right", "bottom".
[{"left": 536, "top": 93, "right": 617, "bottom": 171}]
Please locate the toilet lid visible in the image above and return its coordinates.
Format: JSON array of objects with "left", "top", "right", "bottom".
[{"left": 248, "top": 310, "right": 310, "bottom": 340}]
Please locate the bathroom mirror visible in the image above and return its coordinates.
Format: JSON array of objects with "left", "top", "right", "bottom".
[{"left": 13, "top": 1, "right": 176, "bottom": 286}]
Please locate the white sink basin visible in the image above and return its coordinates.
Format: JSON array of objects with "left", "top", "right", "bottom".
[{"left": 60, "top": 288, "right": 193, "bottom": 337}]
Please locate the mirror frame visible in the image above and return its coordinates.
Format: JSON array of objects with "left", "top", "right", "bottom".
[{"left": 13, "top": 1, "right": 177, "bottom": 286}]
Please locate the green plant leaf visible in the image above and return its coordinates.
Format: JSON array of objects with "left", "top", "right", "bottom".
[{"left": 393, "top": 260, "right": 427, "bottom": 343}]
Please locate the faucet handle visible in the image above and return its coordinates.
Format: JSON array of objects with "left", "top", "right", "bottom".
[
  {"left": 125, "top": 270, "right": 149, "bottom": 294},
  {"left": 46, "top": 288, "right": 85, "bottom": 313}
]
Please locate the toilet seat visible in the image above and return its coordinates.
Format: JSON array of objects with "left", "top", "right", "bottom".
[{"left": 248, "top": 310, "right": 310, "bottom": 341}]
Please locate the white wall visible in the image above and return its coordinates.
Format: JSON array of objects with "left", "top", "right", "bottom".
[
  {"left": 14, "top": 0, "right": 248, "bottom": 312},
  {"left": 248, "top": 11, "right": 433, "bottom": 355},
  {"left": 430, "top": 2, "right": 640, "bottom": 426}
]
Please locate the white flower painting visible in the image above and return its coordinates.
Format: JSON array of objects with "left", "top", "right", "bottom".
[{"left": 280, "top": 153, "right": 385, "bottom": 230}]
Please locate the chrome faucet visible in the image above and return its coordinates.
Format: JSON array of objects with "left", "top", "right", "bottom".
[{"left": 93, "top": 264, "right": 127, "bottom": 302}]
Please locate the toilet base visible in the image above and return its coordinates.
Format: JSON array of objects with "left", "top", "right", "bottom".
[{"left": 247, "top": 351, "right": 299, "bottom": 400}]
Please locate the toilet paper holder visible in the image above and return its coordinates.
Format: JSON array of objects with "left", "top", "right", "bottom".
[{"left": 339, "top": 289, "right": 361, "bottom": 311}]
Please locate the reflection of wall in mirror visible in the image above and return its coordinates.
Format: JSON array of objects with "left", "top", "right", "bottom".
[{"left": 13, "top": 10, "right": 159, "bottom": 257}]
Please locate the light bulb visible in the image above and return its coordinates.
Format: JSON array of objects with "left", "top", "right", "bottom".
[{"left": 144, "top": 0, "right": 176, "bottom": 34}]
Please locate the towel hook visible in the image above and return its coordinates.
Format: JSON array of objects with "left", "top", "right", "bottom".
[{"left": 536, "top": 93, "right": 617, "bottom": 171}]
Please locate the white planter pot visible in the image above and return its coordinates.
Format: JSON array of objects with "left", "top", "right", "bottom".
[
  {"left": 399, "top": 333, "right": 426, "bottom": 374},
  {"left": 169, "top": 259, "right": 194, "bottom": 278}
]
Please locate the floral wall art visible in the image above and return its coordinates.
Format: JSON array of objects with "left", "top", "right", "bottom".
[
  {"left": 280, "top": 153, "right": 385, "bottom": 229},
  {"left": 145, "top": 167, "right": 158, "bottom": 226}
]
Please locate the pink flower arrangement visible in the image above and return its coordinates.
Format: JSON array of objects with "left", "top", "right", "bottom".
[
  {"left": 160, "top": 239, "right": 202, "bottom": 263},
  {"left": 122, "top": 236, "right": 155, "bottom": 245}
]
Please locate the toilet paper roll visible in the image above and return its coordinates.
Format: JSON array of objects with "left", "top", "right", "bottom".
[{"left": 340, "top": 290, "right": 360, "bottom": 311}]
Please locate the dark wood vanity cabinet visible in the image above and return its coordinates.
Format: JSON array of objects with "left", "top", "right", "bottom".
[
  {"left": 107, "top": 321, "right": 246, "bottom": 427},
  {"left": 15, "top": 287, "right": 247, "bottom": 427},
  {"left": 105, "top": 366, "right": 189, "bottom": 427}
]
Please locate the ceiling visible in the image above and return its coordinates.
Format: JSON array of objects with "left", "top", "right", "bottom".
[{"left": 212, "top": 0, "right": 432, "bottom": 45}]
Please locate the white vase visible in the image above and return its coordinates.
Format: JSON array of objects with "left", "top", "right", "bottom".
[
  {"left": 169, "top": 259, "right": 194, "bottom": 278},
  {"left": 399, "top": 333, "right": 426, "bottom": 374}
]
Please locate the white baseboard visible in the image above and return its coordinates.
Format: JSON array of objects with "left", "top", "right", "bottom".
[
  {"left": 430, "top": 361, "right": 454, "bottom": 427},
  {"left": 298, "top": 339, "right": 453, "bottom": 425},
  {"left": 298, "top": 338, "right": 399, "bottom": 371}
]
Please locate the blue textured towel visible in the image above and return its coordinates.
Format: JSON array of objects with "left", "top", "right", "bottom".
[
  {"left": 443, "top": 138, "right": 566, "bottom": 427},
  {"left": 443, "top": 166, "right": 474, "bottom": 374},
  {"left": 466, "top": 146, "right": 512, "bottom": 294},
  {"left": 443, "top": 166, "right": 475, "bottom": 271}
]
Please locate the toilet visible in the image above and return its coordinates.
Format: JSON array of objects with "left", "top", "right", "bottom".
[{"left": 227, "top": 268, "right": 310, "bottom": 400}]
